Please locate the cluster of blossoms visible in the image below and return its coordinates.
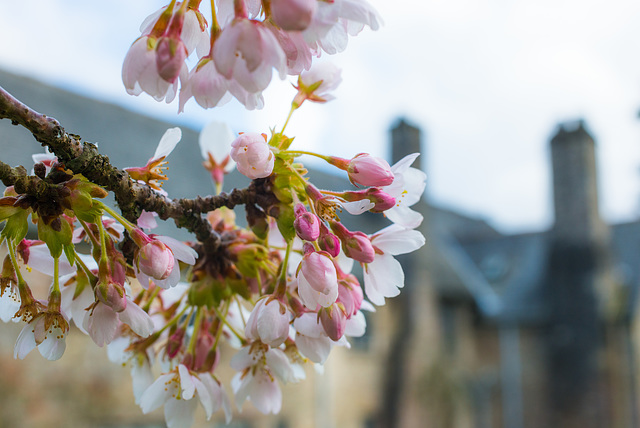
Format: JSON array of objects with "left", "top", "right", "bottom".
[
  {"left": 0, "top": 2, "right": 427, "bottom": 428},
  {"left": 122, "top": 0, "right": 381, "bottom": 110}
]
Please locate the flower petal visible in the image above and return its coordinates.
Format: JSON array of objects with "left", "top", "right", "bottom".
[
  {"left": 14, "top": 321, "right": 37, "bottom": 359},
  {"left": 178, "top": 364, "right": 196, "bottom": 400},
  {"left": 119, "top": 299, "right": 154, "bottom": 338},
  {"left": 199, "top": 121, "right": 237, "bottom": 162},
  {"left": 140, "top": 373, "right": 175, "bottom": 414},
  {"left": 153, "top": 128, "right": 182, "bottom": 160},
  {"left": 37, "top": 325, "right": 66, "bottom": 360},
  {"left": 372, "top": 225, "right": 425, "bottom": 255}
]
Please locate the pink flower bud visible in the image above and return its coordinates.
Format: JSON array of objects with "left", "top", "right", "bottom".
[
  {"left": 138, "top": 240, "right": 175, "bottom": 281},
  {"left": 271, "top": 0, "right": 316, "bottom": 31},
  {"left": 330, "top": 222, "right": 375, "bottom": 263},
  {"left": 347, "top": 153, "right": 394, "bottom": 187},
  {"left": 193, "top": 332, "right": 215, "bottom": 371},
  {"left": 338, "top": 276, "right": 363, "bottom": 317},
  {"left": 230, "top": 133, "right": 275, "bottom": 179},
  {"left": 319, "top": 304, "right": 347, "bottom": 341},
  {"left": 294, "top": 204, "right": 321, "bottom": 241},
  {"left": 318, "top": 222, "right": 341, "bottom": 257},
  {"left": 155, "top": 37, "right": 188, "bottom": 83},
  {"left": 300, "top": 252, "right": 337, "bottom": 294},
  {"left": 166, "top": 327, "right": 186, "bottom": 359},
  {"left": 343, "top": 188, "right": 396, "bottom": 212},
  {"left": 95, "top": 279, "right": 127, "bottom": 313}
]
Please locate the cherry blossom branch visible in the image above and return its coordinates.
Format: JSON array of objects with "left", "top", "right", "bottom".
[{"left": 0, "top": 85, "right": 275, "bottom": 251}]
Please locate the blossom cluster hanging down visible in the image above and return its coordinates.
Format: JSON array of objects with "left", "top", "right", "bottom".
[
  {"left": 0, "top": 1, "right": 427, "bottom": 428},
  {"left": 122, "top": 0, "right": 381, "bottom": 111}
]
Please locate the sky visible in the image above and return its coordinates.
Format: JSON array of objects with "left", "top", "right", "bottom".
[{"left": 1, "top": 0, "right": 640, "bottom": 233}]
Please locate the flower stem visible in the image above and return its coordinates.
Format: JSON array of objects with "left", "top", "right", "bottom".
[
  {"left": 212, "top": 303, "right": 245, "bottom": 343},
  {"left": 282, "top": 150, "right": 332, "bottom": 163},
  {"left": 280, "top": 104, "right": 297, "bottom": 135},
  {"left": 96, "top": 217, "right": 109, "bottom": 265},
  {"left": 101, "top": 203, "right": 137, "bottom": 233},
  {"left": 74, "top": 252, "right": 98, "bottom": 284},
  {"left": 6, "top": 241, "right": 26, "bottom": 289},
  {"left": 187, "top": 306, "right": 204, "bottom": 353}
]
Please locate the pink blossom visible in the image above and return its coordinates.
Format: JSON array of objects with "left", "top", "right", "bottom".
[
  {"left": 155, "top": 37, "right": 188, "bottom": 83},
  {"left": 337, "top": 274, "right": 364, "bottom": 317},
  {"left": 296, "top": 252, "right": 339, "bottom": 309},
  {"left": 229, "top": 133, "right": 274, "bottom": 179},
  {"left": 319, "top": 304, "right": 347, "bottom": 341},
  {"left": 179, "top": 59, "right": 231, "bottom": 112},
  {"left": 347, "top": 153, "right": 394, "bottom": 187},
  {"left": 303, "top": 0, "right": 382, "bottom": 55},
  {"left": 139, "top": 240, "right": 175, "bottom": 280},
  {"left": 381, "top": 153, "right": 427, "bottom": 229},
  {"left": 330, "top": 221, "right": 375, "bottom": 263},
  {"left": 294, "top": 62, "right": 342, "bottom": 106},
  {"left": 137, "top": 210, "right": 159, "bottom": 231},
  {"left": 131, "top": 231, "right": 197, "bottom": 289},
  {"left": 317, "top": 222, "right": 341, "bottom": 257},
  {"left": 197, "top": 121, "right": 236, "bottom": 186},
  {"left": 122, "top": 36, "right": 184, "bottom": 103},
  {"left": 140, "top": 364, "right": 231, "bottom": 427},
  {"left": 31, "top": 148, "right": 57, "bottom": 176},
  {"left": 14, "top": 312, "right": 68, "bottom": 361},
  {"left": 244, "top": 297, "right": 291, "bottom": 347},
  {"left": 271, "top": 0, "right": 317, "bottom": 31},
  {"left": 125, "top": 127, "right": 182, "bottom": 191},
  {"left": 293, "top": 204, "right": 321, "bottom": 241},
  {"left": 213, "top": 18, "right": 286, "bottom": 94},
  {"left": 292, "top": 313, "right": 337, "bottom": 363},
  {"left": 83, "top": 299, "right": 154, "bottom": 347},
  {"left": 0, "top": 281, "right": 20, "bottom": 323},
  {"left": 362, "top": 224, "right": 425, "bottom": 305},
  {"left": 265, "top": 22, "right": 314, "bottom": 75},
  {"left": 230, "top": 345, "right": 296, "bottom": 414}
]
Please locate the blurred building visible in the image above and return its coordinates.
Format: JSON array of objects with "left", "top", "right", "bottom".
[{"left": 1, "top": 70, "right": 640, "bottom": 428}]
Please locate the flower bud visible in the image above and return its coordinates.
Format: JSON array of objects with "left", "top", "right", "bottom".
[
  {"left": 156, "top": 37, "right": 188, "bottom": 83},
  {"left": 230, "top": 133, "right": 274, "bottom": 179},
  {"left": 271, "top": 0, "right": 316, "bottom": 31},
  {"left": 318, "top": 222, "right": 340, "bottom": 258},
  {"left": 342, "top": 188, "right": 396, "bottom": 212},
  {"left": 300, "top": 251, "right": 338, "bottom": 294},
  {"left": 330, "top": 221, "right": 375, "bottom": 263},
  {"left": 293, "top": 203, "right": 321, "bottom": 241},
  {"left": 194, "top": 332, "right": 215, "bottom": 371},
  {"left": 319, "top": 304, "right": 347, "bottom": 341},
  {"left": 338, "top": 275, "right": 363, "bottom": 317},
  {"left": 166, "top": 327, "right": 186, "bottom": 359},
  {"left": 138, "top": 240, "right": 175, "bottom": 281},
  {"left": 347, "top": 153, "right": 394, "bottom": 187},
  {"left": 95, "top": 278, "right": 127, "bottom": 313}
]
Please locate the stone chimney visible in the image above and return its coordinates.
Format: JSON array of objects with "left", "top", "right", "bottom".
[
  {"left": 390, "top": 119, "right": 421, "bottom": 166},
  {"left": 549, "top": 120, "right": 608, "bottom": 245},
  {"left": 544, "top": 120, "right": 612, "bottom": 428}
]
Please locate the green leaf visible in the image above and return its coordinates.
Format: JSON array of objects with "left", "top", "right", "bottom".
[
  {"left": 37, "top": 218, "right": 72, "bottom": 259},
  {"left": 1, "top": 209, "right": 29, "bottom": 245},
  {"left": 276, "top": 204, "right": 296, "bottom": 242}
]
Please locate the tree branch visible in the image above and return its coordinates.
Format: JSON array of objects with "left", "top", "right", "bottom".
[{"left": 0, "top": 85, "right": 277, "bottom": 252}]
